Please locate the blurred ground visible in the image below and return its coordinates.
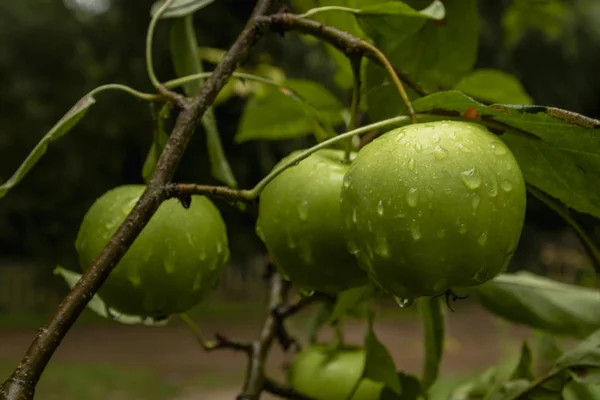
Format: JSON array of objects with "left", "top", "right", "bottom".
[{"left": 0, "top": 300, "right": 537, "bottom": 400}]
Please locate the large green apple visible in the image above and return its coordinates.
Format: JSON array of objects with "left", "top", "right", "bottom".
[
  {"left": 256, "top": 149, "right": 369, "bottom": 293},
  {"left": 75, "top": 185, "right": 229, "bottom": 318},
  {"left": 288, "top": 344, "right": 384, "bottom": 400},
  {"left": 340, "top": 120, "right": 526, "bottom": 300}
]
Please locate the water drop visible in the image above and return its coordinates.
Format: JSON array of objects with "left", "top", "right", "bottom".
[
  {"left": 432, "top": 133, "right": 441, "bottom": 143},
  {"left": 500, "top": 180, "right": 513, "bottom": 192},
  {"left": 129, "top": 273, "right": 141, "bottom": 287},
  {"left": 408, "top": 157, "right": 416, "bottom": 170},
  {"left": 492, "top": 144, "right": 507, "bottom": 156},
  {"left": 374, "top": 232, "right": 390, "bottom": 258},
  {"left": 459, "top": 224, "right": 467, "bottom": 234},
  {"left": 186, "top": 232, "right": 196, "bottom": 248},
  {"left": 406, "top": 188, "right": 419, "bottom": 208},
  {"left": 449, "top": 132, "right": 457, "bottom": 140},
  {"left": 395, "top": 132, "right": 405, "bottom": 142},
  {"left": 343, "top": 179, "right": 351, "bottom": 188},
  {"left": 298, "top": 199, "right": 309, "bottom": 221},
  {"left": 437, "top": 228, "right": 446, "bottom": 238},
  {"left": 457, "top": 143, "right": 471, "bottom": 153},
  {"left": 300, "top": 242, "right": 313, "bottom": 263},
  {"left": 425, "top": 187, "right": 435, "bottom": 198},
  {"left": 488, "top": 176, "right": 499, "bottom": 197},
  {"left": 414, "top": 143, "right": 423, "bottom": 152},
  {"left": 352, "top": 207, "right": 358, "bottom": 223},
  {"left": 433, "top": 279, "right": 448, "bottom": 292},
  {"left": 193, "top": 273, "right": 202, "bottom": 290},
  {"left": 367, "top": 220, "right": 374, "bottom": 232},
  {"left": 376, "top": 200, "right": 384, "bottom": 216},
  {"left": 478, "top": 231, "right": 488, "bottom": 246},
  {"left": 460, "top": 168, "right": 482, "bottom": 190},
  {"left": 410, "top": 219, "right": 422, "bottom": 240},
  {"left": 347, "top": 240, "right": 360, "bottom": 255},
  {"left": 299, "top": 288, "right": 315, "bottom": 297},
  {"left": 287, "top": 235, "right": 297, "bottom": 249},
  {"left": 394, "top": 297, "right": 414, "bottom": 308},
  {"left": 163, "top": 254, "right": 176, "bottom": 273},
  {"left": 472, "top": 194, "right": 481, "bottom": 214},
  {"left": 216, "top": 241, "right": 224, "bottom": 254},
  {"left": 432, "top": 145, "right": 448, "bottom": 160},
  {"left": 473, "top": 268, "right": 489, "bottom": 283}
]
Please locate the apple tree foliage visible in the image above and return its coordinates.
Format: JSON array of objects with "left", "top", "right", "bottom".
[{"left": 3, "top": 0, "right": 600, "bottom": 399}]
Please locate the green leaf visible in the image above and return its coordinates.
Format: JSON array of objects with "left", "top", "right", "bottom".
[
  {"left": 413, "top": 90, "right": 600, "bottom": 218},
  {"left": 306, "top": 302, "right": 333, "bottom": 344},
  {"left": 447, "top": 364, "right": 513, "bottom": 400},
  {"left": 142, "top": 104, "right": 171, "bottom": 183},
  {"left": 170, "top": 16, "right": 237, "bottom": 187},
  {"left": 418, "top": 296, "right": 444, "bottom": 390},
  {"left": 0, "top": 95, "right": 94, "bottom": 199},
  {"left": 53, "top": 266, "right": 169, "bottom": 327},
  {"left": 552, "top": 328, "right": 600, "bottom": 383},
  {"left": 235, "top": 80, "right": 345, "bottom": 143},
  {"left": 150, "top": 0, "right": 214, "bottom": 19},
  {"left": 532, "top": 332, "right": 564, "bottom": 377},
  {"left": 364, "top": 314, "right": 402, "bottom": 394},
  {"left": 355, "top": 1, "right": 445, "bottom": 43},
  {"left": 563, "top": 380, "right": 600, "bottom": 400},
  {"left": 453, "top": 69, "right": 534, "bottom": 105},
  {"left": 469, "top": 271, "right": 600, "bottom": 338},
  {"left": 330, "top": 283, "right": 377, "bottom": 322},
  {"left": 379, "top": 372, "right": 422, "bottom": 400},
  {"left": 379, "top": 0, "right": 479, "bottom": 90},
  {"left": 510, "top": 342, "right": 535, "bottom": 381}
]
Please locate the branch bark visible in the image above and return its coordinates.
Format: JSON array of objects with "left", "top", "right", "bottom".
[{"left": 0, "top": 1, "right": 274, "bottom": 399}]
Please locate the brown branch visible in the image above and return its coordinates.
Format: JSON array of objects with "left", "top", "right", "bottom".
[
  {"left": 164, "top": 182, "right": 253, "bottom": 204},
  {"left": 0, "top": 1, "right": 275, "bottom": 399},
  {"left": 256, "top": 13, "right": 429, "bottom": 97}
]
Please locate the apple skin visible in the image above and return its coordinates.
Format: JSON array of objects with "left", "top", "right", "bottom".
[
  {"left": 75, "top": 185, "right": 229, "bottom": 318},
  {"left": 340, "top": 120, "right": 526, "bottom": 300},
  {"left": 256, "top": 149, "right": 370, "bottom": 294},
  {"left": 288, "top": 344, "right": 385, "bottom": 400}
]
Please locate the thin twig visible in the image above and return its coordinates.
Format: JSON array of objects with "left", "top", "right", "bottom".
[
  {"left": 0, "top": 2, "right": 275, "bottom": 399},
  {"left": 164, "top": 183, "right": 254, "bottom": 203},
  {"left": 179, "top": 313, "right": 252, "bottom": 353}
]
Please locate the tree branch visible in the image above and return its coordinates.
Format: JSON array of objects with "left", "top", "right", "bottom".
[
  {"left": 164, "top": 183, "right": 253, "bottom": 204},
  {"left": 0, "top": 2, "right": 275, "bottom": 399},
  {"left": 256, "top": 13, "right": 429, "bottom": 97}
]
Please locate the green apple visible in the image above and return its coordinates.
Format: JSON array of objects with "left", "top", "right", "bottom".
[
  {"left": 288, "top": 344, "right": 384, "bottom": 400},
  {"left": 340, "top": 120, "right": 526, "bottom": 300},
  {"left": 256, "top": 149, "right": 369, "bottom": 294},
  {"left": 75, "top": 185, "right": 229, "bottom": 318}
]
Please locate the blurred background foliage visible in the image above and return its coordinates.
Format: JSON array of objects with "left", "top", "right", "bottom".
[{"left": 1, "top": 0, "right": 600, "bottom": 306}]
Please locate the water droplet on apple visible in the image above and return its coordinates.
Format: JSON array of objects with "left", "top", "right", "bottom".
[
  {"left": 437, "top": 228, "right": 446, "bottom": 238},
  {"left": 352, "top": 207, "right": 358, "bottom": 223},
  {"left": 129, "top": 272, "right": 141, "bottom": 287},
  {"left": 395, "top": 132, "right": 405, "bottom": 142},
  {"left": 287, "top": 235, "right": 297, "bottom": 249},
  {"left": 347, "top": 240, "right": 360, "bottom": 255},
  {"left": 163, "top": 253, "right": 176, "bottom": 273},
  {"left": 394, "top": 297, "right": 414, "bottom": 308},
  {"left": 432, "top": 145, "right": 448, "bottom": 160},
  {"left": 297, "top": 199, "right": 309, "bottom": 221},
  {"left": 500, "top": 180, "right": 513, "bottom": 192},
  {"left": 199, "top": 246, "right": 207, "bottom": 261},
  {"left": 460, "top": 168, "right": 482, "bottom": 189},
  {"left": 457, "top": 143, "right": 471, "bottom": 153},
  {"left": 488, "top": 176, "right": 499, "bottom": 197},
  {"left": 299, "top": 288, "right": 315, "bottom": 297},
  {"left": 492, "top": 144, "right": 507, "bottom": 156},
  {"left": 410, "top": 219, "right": 422, "bottom": 240},
  {"left": 478, "top": 231, "right": 488, "bottom": 246},
  {"left": 472, "top": 194, "right": 481, "bottom": 214},
  {"left": 473, "top": 267, "right": 489, "bottom": 282},
  {"left": 406, "top": 188, "right": 419, "bottom": 208},
  {"left": 367, "top": 220, "right": 373, "bottom": 232},
  {"left": 414, "top": 143, "right": 423, "bottom": 152},
  {"left": 299, "top": 242, "right": 313, "bottom": 263},
  {"left": 186, "top": 232, "right": 196, "bottom": 248},
  {"left": 376, "top": 200, "right": 384, "bottom": 216},
  {"left": 449, "top": 132, "right": 457, "bottom": 140},
  {"left": 459, "top": 224, "right": 467, "bottom": 234},
  {"left": 374, "top": 232, "right": 390, "bottom": 258},
  {"left": 343, "top": 179, "right": 351, "bottom": 188},
  {"left": 432, "top": 133, "right": 441, "bottom": 143},
  {"left": 192, "top": 272, "right": 203, "bottom": 290},
  {"left": 408, "top": 157, "right": 416, "bottom": 170},
  {"left": 216, "top": 241, "right": 224, "bottom": 254}
]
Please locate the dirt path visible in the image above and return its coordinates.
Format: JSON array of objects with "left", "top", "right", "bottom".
[{"left": 0, "top": 304, "right": 531, "bottom": 399}]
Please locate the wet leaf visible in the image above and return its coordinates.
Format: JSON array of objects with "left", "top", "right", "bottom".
[
  {"left": 418, "top": 296, "right": 444, "bottom": 390},
  {"left": 470, "top": 272, "right": 600, "bottom": 338},
  {"left": 0, "top": 95, "right": 94, "bottom": 199},
  {"left": 54, "top": 266, "right": 169, "bottom": 326},
  {"left": 511, "top": 342, "right": 535, "bottom": 381},
  {"left": 150, "top": 0, "right": 214, "bottom": 19}
]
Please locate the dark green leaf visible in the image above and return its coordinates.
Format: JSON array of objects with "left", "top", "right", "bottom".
[
  {"left": 379, "top": 0, "right": 479, "bottom": 90},
  {"left": 0, "top": 95, "right": 94, "bottom": 199},
  {"left": 235, "top": 80, "right": 345, "bottom": 143},
  {"left": 510, "top": 342, "right": 535, "bottom": 381},
  {"left": 532, "top": 332, "right": 564, "bottom": 377},
  {"left": 53, "top": 266, "right": 169, "bottom": 326},
  {"left": 413, "top": 90, "right": 600, "bottom": 218},
  {"left": 379, "top": 373, "right": 422, "bottom": 400},
  {"left": 150, "top": 0, "right": 214, "bottom": 19},
  {"left": 142, "top": 103, "right": 171, "bottom": 183},
  {"left": 453, "top": 69, "right": 534, "bottom": 105},
  {"left": 447, "top": 365, "right": 512, "bottom": 400},
  {"left": 563, "top": 380, "right": 600, "bottom": 400},
  {"left": 306, "top": 302, "right": 333, "bottom": 344},
  {"left": 470, "top": 272, "right": 600, "bottom": 338},
  {"left": 364, "top": 315, "right": 402, "bottom": 394},
  {"left": 170, "top": 16, "right": 237, "bottom": 187},
  {"left": 355, "top": 1, "right": 445, "bottom": 43},
  {"left": 330, "top": 283, "right": 377, "bottom": 322},
  {"left": 552, "top": 328, "right": 600, "bottom": 384},
  {"left": 418, "top": 296, "right": 444, "bottom": 390}
]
